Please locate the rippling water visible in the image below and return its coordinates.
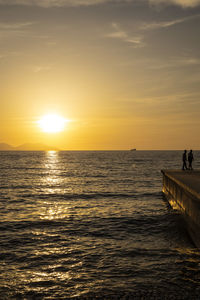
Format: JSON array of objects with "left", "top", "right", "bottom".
[{"left": 1, "top": 150, "right": 200, "bottom": 299}]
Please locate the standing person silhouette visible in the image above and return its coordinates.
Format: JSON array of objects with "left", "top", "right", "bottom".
[
  {"left": 182, "top": 150, "right": 187, "bottom": 170},
  {"left": 188, "top": 150, "right": 194, "bottom": 170}
]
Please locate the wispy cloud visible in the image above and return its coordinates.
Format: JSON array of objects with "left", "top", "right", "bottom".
[
  {"left": 0, "top": 22, "right": 34, "bottom": 30},
  {"left": 0, "top": 22, "right": 35, "bottom": 41},
  {"left": 149, "top": 0, "right": 200, "bottom": 8},
  {"left": 141, "top": 14, "right": 200, "bottom": 30},
  {"left": 0, "top": 51, "right": 24, "bottom": 59},
  {"left": 176, "top": 57, "right": 200, "bottom": 66},
  {"left": 1, "top": 0, "right": 200, "bottom": 8},
  {"left": 32, "top": 65, "right": 52, "bottom": 73},
  {"left": 148, "top": 56, "right": 200, "bottom": 70},
  {"left": 106, "top": 23, "right": 144, "bottom": 47},
  {"left": 0, "top": 0, "right": 110, "bottom": 7}
]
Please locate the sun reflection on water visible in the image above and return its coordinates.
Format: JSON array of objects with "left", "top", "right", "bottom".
[
  {"left": 45, "top": 150, "right": 59, "bottom": 169},
  {"left": 43, "top": 150, "right": 61, "bottom": 189},
  {"left": 39, "top": 151, "right": 67, "bottom": 220}
]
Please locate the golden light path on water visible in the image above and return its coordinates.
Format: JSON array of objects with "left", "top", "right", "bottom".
[
  {"left": 30, "top": 151, "right": 86, "bottom": 296},
  {"left": 40, "top": 151, "right": 68, "bottom": 220}
]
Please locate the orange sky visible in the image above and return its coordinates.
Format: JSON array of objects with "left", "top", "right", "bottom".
[{"left": 1, "top": 0, "right": 200, "bottom": 150}]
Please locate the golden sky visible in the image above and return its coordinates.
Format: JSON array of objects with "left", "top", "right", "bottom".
[{"left": 1, "top": 0, "right": 200, "bottom": 150}]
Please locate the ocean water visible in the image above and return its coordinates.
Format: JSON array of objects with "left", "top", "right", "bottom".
[{"left": 0, "top": 150, "right": 200, "bottom": 299}]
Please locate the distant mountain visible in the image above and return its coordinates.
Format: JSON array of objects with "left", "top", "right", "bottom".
[
  {"left": 0, "top": 143, "right": 59, "bottom": 151},
  {"left": 0, "top": 143, "right": 15, "bottom": 150}
]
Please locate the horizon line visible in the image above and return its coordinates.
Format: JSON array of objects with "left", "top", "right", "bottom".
[{"left": 0, "top": 149, "right": 199, "bottom": 151}]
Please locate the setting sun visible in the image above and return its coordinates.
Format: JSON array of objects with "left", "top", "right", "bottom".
[{"left": 38, "top": 114, "right": 67, "bottom": 133}]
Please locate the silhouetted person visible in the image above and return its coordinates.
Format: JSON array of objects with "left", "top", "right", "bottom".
[
  {"left": 188, "top": 150, "right": 194, "bottom": 170},
  {"left": 182, "top": 150, "right": 187, "bottom": 170}
]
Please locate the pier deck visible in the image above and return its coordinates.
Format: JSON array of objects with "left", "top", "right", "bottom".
[
  {"left": 161, "top": 170, "right": 200, "bottom": 249},
  {"left": 162, "top": 170, "right": 200, "bottom": 197}
]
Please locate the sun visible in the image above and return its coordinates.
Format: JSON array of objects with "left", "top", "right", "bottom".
[{"left": 38, "top": 114, "right": 67, "bottom": 133}]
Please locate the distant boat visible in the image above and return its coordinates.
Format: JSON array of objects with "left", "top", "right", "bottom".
[{"left": 130, "top": 148, "right": 136, "bottom": 151}]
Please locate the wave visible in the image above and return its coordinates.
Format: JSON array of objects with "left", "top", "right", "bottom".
[
  {"left": 17, "top": 191, "right": 162, "bottom": 200},
  {"left": 0, "top": 213, "right": 169, "bottom": 235}
]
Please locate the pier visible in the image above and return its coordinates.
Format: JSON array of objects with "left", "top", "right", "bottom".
[{"left": 161, "top": 170, "right": 200, "bottom": 249}]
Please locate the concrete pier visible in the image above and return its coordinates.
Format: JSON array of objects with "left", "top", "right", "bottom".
[{"left": 161, "top": 170, "right": 200, "bottom": 249}]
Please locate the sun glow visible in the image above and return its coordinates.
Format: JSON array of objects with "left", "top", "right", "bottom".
[{"left": 38, "top": 114, "right": 68, "bottom": 133}]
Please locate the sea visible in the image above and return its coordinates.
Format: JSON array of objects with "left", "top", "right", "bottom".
[{"left": 0, "top": 150, "right": 200, "bottom": 299}]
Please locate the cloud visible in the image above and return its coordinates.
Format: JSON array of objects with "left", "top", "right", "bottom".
[
  {"left": 0, "top": 22, "right": 34, "bottom": 40},
  {"left": 106, "top": 23, "right": 144, "bottom": 47},
  {"left": 0, "top": 22, "right": 33, "bottom": 30},
  {"left": 32, "top": 65, "right": 52, "bottom": 72},
  {"left": 148, "top": 56, "right": 200, "bottom": 70},
  {"left": 176, "top": 57, "right": 200, "bottom": 66},
  {"left": 0, "top": 0, "right": 200, "bottom": 8},
  {"left": 141, "top": 14, "right": 200, "bottom": 30},
  {"left": 0, "top": 0, "right": 110, "bottom": 7},
  {"left": 107, "top": 23, "right": 127, "bottom": 39},
  {"left": 149, "top": 0, "right": 200, "bottom": 8},
  {"left": 0, "top": 51, "right": 23, "bottom": 59}
]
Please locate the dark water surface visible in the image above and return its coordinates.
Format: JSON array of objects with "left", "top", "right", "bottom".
[{"left": 1, "top": 150, "right": 200, "bottom": 299}]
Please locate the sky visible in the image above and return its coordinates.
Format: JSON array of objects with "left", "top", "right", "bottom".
[{"left": 1, "top": 0, "right": 200, "bottom": 150}]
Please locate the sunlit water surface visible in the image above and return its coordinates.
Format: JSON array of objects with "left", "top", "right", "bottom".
[{"left": 1, "top": 150, "right": 200, "bottom": 299}]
